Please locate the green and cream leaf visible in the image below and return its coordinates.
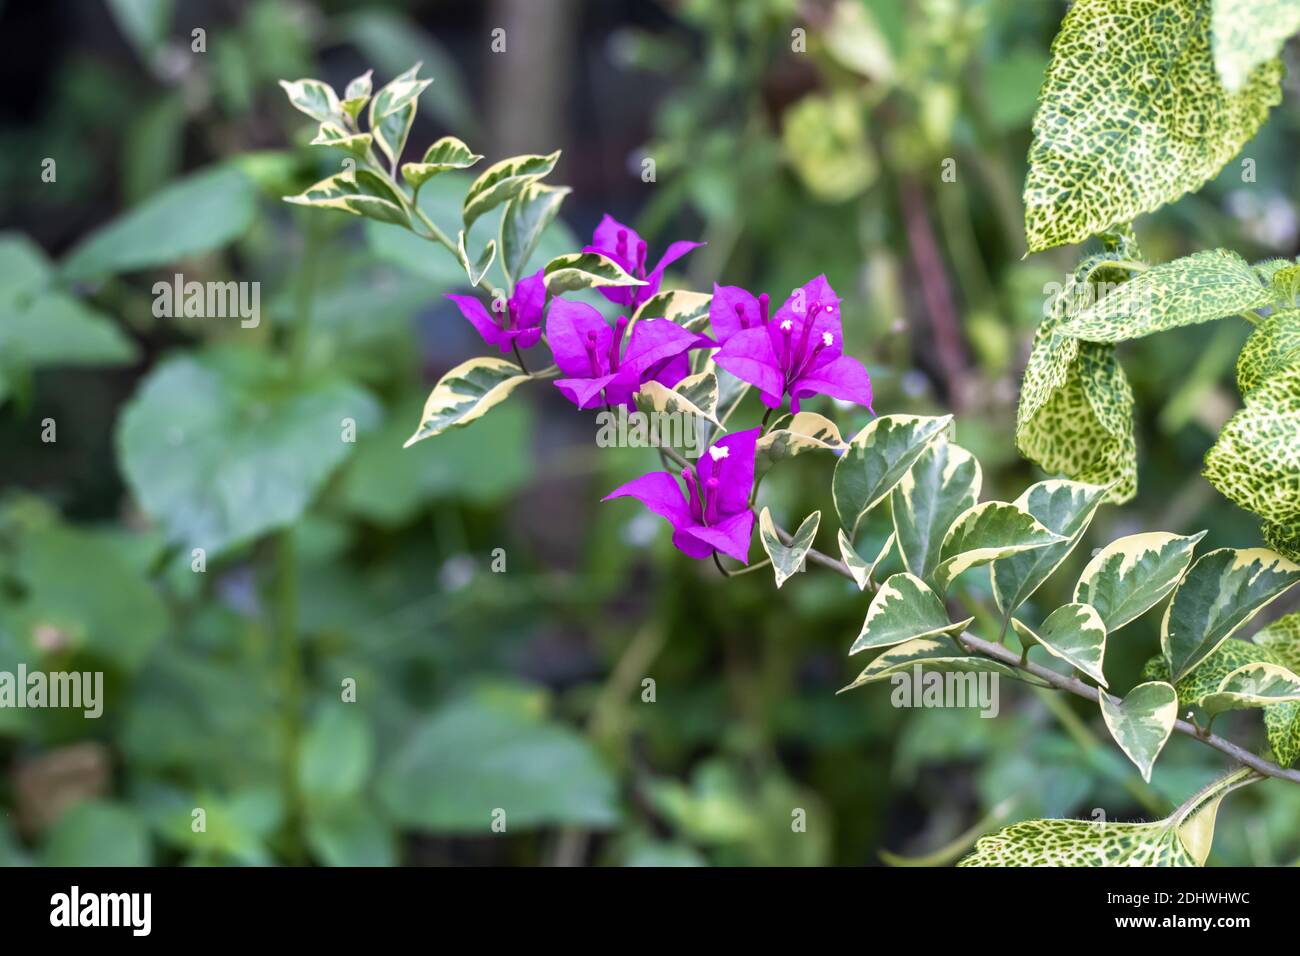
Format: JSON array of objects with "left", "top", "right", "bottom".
[
  {"left": 463, "top": 152, "right": 560, "bottom": 231},
  {"left": 542, "top": 252, "right": 644, "bottom": 297},
  {"left": 1098, "top": 681, "right": 1179, "bottom": 782},
  {"left": 500, "top": 183, "right": 569, "bottom": 283},
  {"left": 932, "top": 502, "right": 1064, "bottom": 594},
  {"left": 1074, "top": 531, "right": 1206, "bottom": 632},
  {"left": 1012, "top": 603, "right": 1108, "bottom": 687},
  {"left": 849, "top": 573, "right": 972, "bottom": 655},
  {"left": 832, "top": 414, "right": 953, "bottom": 538},
  {"left": 758, "top": 509, "right": 820, "bottom": 589},
  {"left": 404, "top": 357, "right": 531, "bottom": 447},
  {"left": 891, "top": 437, "right": 981, "bottom": 587}
]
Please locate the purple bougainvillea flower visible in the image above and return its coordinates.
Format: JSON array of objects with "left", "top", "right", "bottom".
[
  {"left": 584, "top": 214, "right": 703, "bottom": 310},
  {"left": 711, "top": 275, "right": 873, "bottom": 414},
  {"left": 547, "top": 298, "right": 714, "bottom": 409},
  {"left": 603, "top": 428, "right": 758, "bottom": 563},
  {"left": 446, "top": 268, "right": 546, "bottom": 354}
]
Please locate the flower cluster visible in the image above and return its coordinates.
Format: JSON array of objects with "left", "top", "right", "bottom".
[{"left": 448, "top": 214, "right": 875, "bottom": 566}]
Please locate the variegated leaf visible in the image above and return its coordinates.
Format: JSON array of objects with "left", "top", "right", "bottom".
[
  {"left": 403, "top": 357, "right": 530, "bottom": 447},
  {"left": 849, "top": 573, "right": 973, "bottom": 655},
  {"left": 1201, "top": 661, "right": 1300, "bottom": 716},
  {"left": 635, "top": 290, "right": 713, "bottom": 335},
  {"left": 1024, "top": 0, "right": 1283, "bottom": 252},
  {"left": 1074, "top": 531, "right": 1205, "bottom": 632},
  {"left": 1060, "top": 250, "right": 1271, "bottom": 343},
  {"left": 758, "top": 509, "right": 820, "bottom": 589},
  {"left": 284, "top": 171, "right": 409, "bottom": 227},
  {"left": 309, "top": 123, "right": 373, "bottom": 160},
  {"left": 991, "top": 479, "right": 1107, "bottom": 616},
  {"left": 756, "top": 412, "right": 845, "bottom": 473},
  {"left": 1099, "top": 681, "right": 1179, "bottom": 782},
  {"left": 340, "top": 70, "right": 372, "bottom": 121},
  {"left": 932, "top": 502, "right": 1064, "bottom": 594},
  {"left": 500, "top": 182, "right": 569, "bottom": 283},
  {"left": 542, "top": 252, "right": 644, "bottom": 297},
  {"left": 1012, "top": 603, "right": 1108, "bottom": 687},
  {"left": 1205, "top": 366, "right": 1300, "bottom": 529},
  {"left": 456, "top": 231, "right": 496, "bottom": 288},
  {"left": 1211, "top": 0, "right": 1300, "bottom": 91},
  {"left": 402, "top": 136, "right": 484, "bottom": 192},
  {"left": 367, "top": 64, "right": 431, "bottom": 129},
  {"left": 839, "top": 635, "right": 1022, "bottom": 694},
  {"left": 837, "top": 529, "right": 892, "bottom": 592},
  {"left": 633, "top": 370, "right": 720, "bottom": 435},
  {"left": 832, "top": 414, "right": 953, "bottom": 538},
  {"left": 1162, "top": 547, "right": 1300, "bottom": 682},
  {"left": 890, "top": 437, "right": 981, "bottom": 586},
  {"left": 463, "top": 151, "right": 560, "bottom": 231},
  {"left": 279, "top": 78, "right": 342, "bottom": 123},
  {"left": 1236, "top": 309, "right": 1300, "bottom": 397}
]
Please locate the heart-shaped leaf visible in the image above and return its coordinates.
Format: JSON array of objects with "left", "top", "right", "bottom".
[
  {"left": 1099, "top": 681, "right": 1179, "bottom": 782},
  {"left": 1011, "top": 603, "right": 1108, "bottom": 687}
]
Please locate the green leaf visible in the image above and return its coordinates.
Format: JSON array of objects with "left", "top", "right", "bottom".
[
  {"left": 837, "top": 529, "right": 892, "bottom": 592},
  {"left": 1201, "top": 662, "right": 1300, "bottom": 715},
  {"left": 755, "top": 412, "right": 846, "bottom": 473},
  {"left": 780, "top": 90, "right": 877, "bottom": 203},
  {"left": 1161, "top": 547, "right": 1300, "bottom": 682},
  {"left": 542, "top": 251, "right": 645, "bottom": 296},
  {"left": 0, "top": 292, "right": 138, "bottom": 393},
  {"left": 401, "top": 135, "right": 484, "bottom": 192},
  {"left": 1012, "top": 603, "right": 1109, "bottom": 687},
  {"left": 1016, "top": 339, "right": 1137, "bottom": 504},
  {"left": 455, "top": 230, "right": 496, "bottom": 287},
  {"left": 1098, "top": 681, "right": 1179, "bottom": 782},
  {"left": 308, "top": 122, "right": 373, "bottom": 160},
  {"left": 839, "top": 635, "right": 1024, "bottom": 694},
  {"left": 284, "top": 170, "right": 410, "bottom": 227},
  {"left": 404, "top": 356, "right": 531, "bottom": 446},
  {"left": 991, "top": 479, "right": 1107, "bottom": 616},
  {"left": 462, "top": 151, "right": 560, "bottom": 231},
  {"left": 1236, "top": 310, "right": 1300, "bottom": 396},
  {"left": 297, "top": 707, "right": 373, "bottom": 808},
  {"left": 1060, "top": 250, "right": 1271, "bottom": 343},
  {"left": 932, "top": 502, "right": 1064, "bottom": 594},
  {"left": 11, "top": 523, "right": 168, "bottom": 672},
  {"left": 849, "top": 572, "right": 973, "bottom": 655},
  {"left": 1024, "top": 0, "right": 1282, "bottom": 251},
  {"left": 377, "top": 691, "right": 620, "bottom": 832},
  {"left": 306, "top": 805, "right": 395, "bottom": 867},
  {"left": 1205, "top": 366, "right": 1300, "bottom": 529},
  {"left": 1211, "top": 0, "right": 1300, "bottom": 91},
  {"left": 116, "top": 348, "right": 379, "bottom": 555},
  {"left": 758, "top": 509, "right": 820, "bottom": 589},
  {"left": 890, "top": 436, "right": 981, "bottom": 586},
  {"left": 1074, "top": 531, "right": 1206, "bottom": 632},
  {"left": 499, "top": 182, "right": 568, "bottom": 283},
  {"left": 278, "top": 77, "right": 342, "bottom": 123},
  {"left": 635, "top": 289, "right": 713, "bottom": 333},
  {"left": 42, "top": 801, "right": 150, "bottom": 867},
  {"left": 832, "top": 414, "right": 953, "bottom": 538},
  {"left": 62, "top": 165, "right": 256, "bottom": 279}
]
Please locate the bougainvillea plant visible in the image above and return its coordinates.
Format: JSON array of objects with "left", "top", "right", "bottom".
[{"left": 282, "top": 45, "right": 1300, "bottom": 869}]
